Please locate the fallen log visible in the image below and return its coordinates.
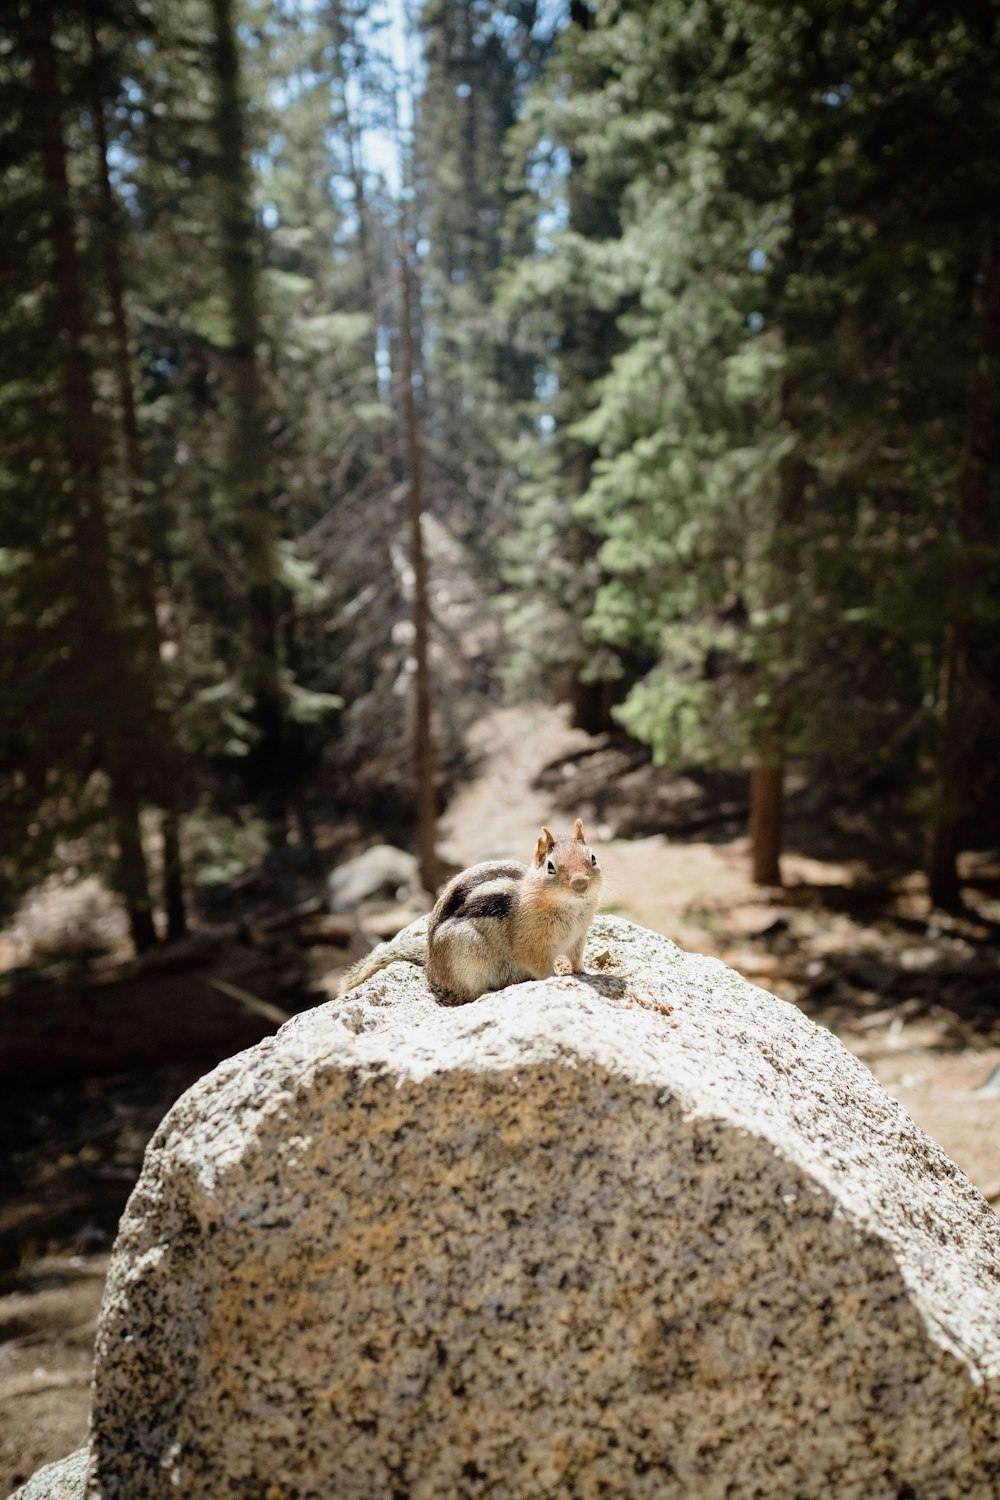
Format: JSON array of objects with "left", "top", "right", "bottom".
[{"left": 0, "top": 936, "right": 310, "bottom": 1086}]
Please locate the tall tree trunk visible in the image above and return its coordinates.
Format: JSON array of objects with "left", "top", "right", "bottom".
[
  {"left": 750, "top": 759, "right": 784, "bottom": 887},
  {"left": 161, "top": 808, "right": 187, "bottom": 942},
  {"left": 927, "top": 220, "right": 1000, "bottom": 908},
  {"left": 749, "top": 75, "right": 822, "bottom": 889},
  {"left": 87, "top": 10, "right": 187, "bottom": 941},
  {"left": 398, "top": 228, "right": 439, "bottom": 894},
  {"left": 26, "top": 0, "right": 157, "bottom": 953},
  {"left": 210, "top": 0, "right": 287, "bottom": 831},
  {"left": 327, "top": 0, "right": 382, "bottom": 395},
  {"left": 390, "top": 37, "right": 439, "bottom": 894},
  {"left": 750, "top": 440, "right": 811, "bottom": 890}
]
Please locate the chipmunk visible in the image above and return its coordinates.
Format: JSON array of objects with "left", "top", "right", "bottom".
[{"left": 339, "top": 819, "right": 603, "bottom": 1005}]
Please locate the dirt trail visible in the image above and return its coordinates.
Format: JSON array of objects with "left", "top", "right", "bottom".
[
  {"left": 440, "top": 705, "right": 598, "bottom": 862},
  {"left": 442, "top": 704, "right": 754, "bottom": 945}
]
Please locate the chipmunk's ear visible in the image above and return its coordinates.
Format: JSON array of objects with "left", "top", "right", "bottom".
[
  {"left": 572, "top": 818, "right": 586, "bottom": 843},
  {"left": 534, "top": 825, "right": 556, "bottom": 865}
]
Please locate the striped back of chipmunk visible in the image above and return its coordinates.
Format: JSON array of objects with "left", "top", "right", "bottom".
[{"left": 428, "top": 861, "right": 527, "bottom": 936}]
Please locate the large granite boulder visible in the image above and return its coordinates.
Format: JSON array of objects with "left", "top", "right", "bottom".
[
  {"left": 9, "top": 1449, "right": 90, "bottom": 1500},
  {"left": 28, "top": 916, "right": 1000, "bottom": 1499}
]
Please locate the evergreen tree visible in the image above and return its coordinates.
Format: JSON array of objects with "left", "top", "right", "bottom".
[
  {"left": 85, "top": 2, "right": 188, "bottom": 937},
  {"left": 746, "top": 0, "right": 1000, "bottom": 898},
  {"left": 507, "top": 0, "right": 1000, "bottom": 890},
  {"left": 2, "top": 0, "right": 159, "bottom": 947},
  {"left": 0, "top": 0, "right": 396, "bottom": 926},
  {"left": 498, "top": 0, "right": 636, "bottom": 730},
  {"left": 2, "top": 0, "right": 997, "bottom": 938}
]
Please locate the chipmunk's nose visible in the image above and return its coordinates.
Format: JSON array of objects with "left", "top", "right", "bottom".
[{"left": 570, "top": 873, "right": 590, "bottom": 893}]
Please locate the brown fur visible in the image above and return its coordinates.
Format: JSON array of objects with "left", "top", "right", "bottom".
[{"left": 340, "top": 821, "right": 602, "bottom": 1005}]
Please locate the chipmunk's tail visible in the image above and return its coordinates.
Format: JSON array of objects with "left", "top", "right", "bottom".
[{"left": 339, "top": 932, "right": 428, "bottom": 997}]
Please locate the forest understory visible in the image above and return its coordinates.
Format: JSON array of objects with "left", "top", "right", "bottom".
[{"left": 2, "top": 701, "right": 1000, "bottom": 1495}]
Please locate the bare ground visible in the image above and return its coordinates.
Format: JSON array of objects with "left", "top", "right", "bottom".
[{"left": 3, "top": 702, "right": 999, "bottom": 1494}]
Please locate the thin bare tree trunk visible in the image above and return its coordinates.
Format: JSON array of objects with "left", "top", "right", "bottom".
[
  {"left": 26, "top": 0, "right": 157, "bottom": 953},
  {"left": 210, "top": 0, "right": 287, "bottom": 833},
  {"left": 327, "top": 1, "right": 378, "bottom": 361},
  {"left": 749, "top": 95, "right": 822, "bottom": 891},
  {"left": 88, "top": 10, "right": 187, "bottom": 941},
  {"left": 398, "top": 230, "right": 439, "bottom": 895},
  {"left": 927, "top": 221, "right": 1000, "bottom": 909}
]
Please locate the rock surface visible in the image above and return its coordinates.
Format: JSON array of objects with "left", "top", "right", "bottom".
[
  {"left": 9, "top": 1447, "right": 89, "bottom": 1500},
  {"left": 326, "top": 843, "right": 421, "bottom": 912},
  {"left": 80, "top": 916, "right": 1000, "bottom": 1498}
]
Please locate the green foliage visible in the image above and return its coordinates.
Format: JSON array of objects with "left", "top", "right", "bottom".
[
  {"left": 0, "top": 0, "right": 421, "bottom": 929},
  {"left": 500, "top": 0, "right": 1000, "bottom": 869},
  {"left": 184, "top": 804, "right": 270, "bottom": 887}
]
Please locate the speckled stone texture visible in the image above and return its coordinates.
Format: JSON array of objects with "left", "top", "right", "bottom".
[
  {"left": 9, "top": 1447, "right": 90, "bottom": 1500},
  {"left": 85, "top": 915, "right": 1000, "bottom": 1500}
]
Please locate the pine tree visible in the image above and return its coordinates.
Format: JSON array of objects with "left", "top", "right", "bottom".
[
  {"left": 0, "top": 0, "right": 392, "bottom": 921},
  {"left": 85, "top": 3, "right": 188, "bottom": 938},
  {"left": 397, "top": 216, "right": 439, "bottom": 891},
  {"left": 497, "top": 0, "right": 636, "bottom": 729},
  {"left": 749, "top": 0, "right": 1000, "bottom": 901},
  {"left": 507, "top": 0, "right": 1000, "bottom": 890},
  {"left": 4, "top": 0, "right": 158, "bottom": 949}
]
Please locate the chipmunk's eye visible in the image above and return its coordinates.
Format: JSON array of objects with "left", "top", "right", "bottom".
[
  {"left": 590, "top": 852, "right": 598, "bottom": 867},
  {"left": 546, "top": 858, "right": 556, "bottom": 875}
]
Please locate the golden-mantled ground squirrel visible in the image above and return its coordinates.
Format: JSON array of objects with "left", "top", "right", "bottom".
[{"left": 340, "top": 819, "right": 603, "bottom": 1004}]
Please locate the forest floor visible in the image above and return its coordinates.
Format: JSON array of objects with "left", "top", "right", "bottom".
[{"left": 3, "top": 702, "right": 1000, "bottom": 1494}]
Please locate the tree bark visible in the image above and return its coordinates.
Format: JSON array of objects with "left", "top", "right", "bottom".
[
  {"left": 26, "top": 0, "right": 157, "bottom": 953},
  {"left": 750, "top": 762, "right": 784, "bottom": 887},
  {"left": 570, "top": 677, "right": 617, "bottom": 737},
  {"left": 161, "top": 807, "right": 187, "bottom": 943},
  {"left": 108, "top": 770, "right": 158, "bottom": 952}
]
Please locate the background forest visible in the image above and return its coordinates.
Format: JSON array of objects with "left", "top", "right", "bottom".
[{"left": 2, "top": 0, "right": 1000, "bottom": 953}]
